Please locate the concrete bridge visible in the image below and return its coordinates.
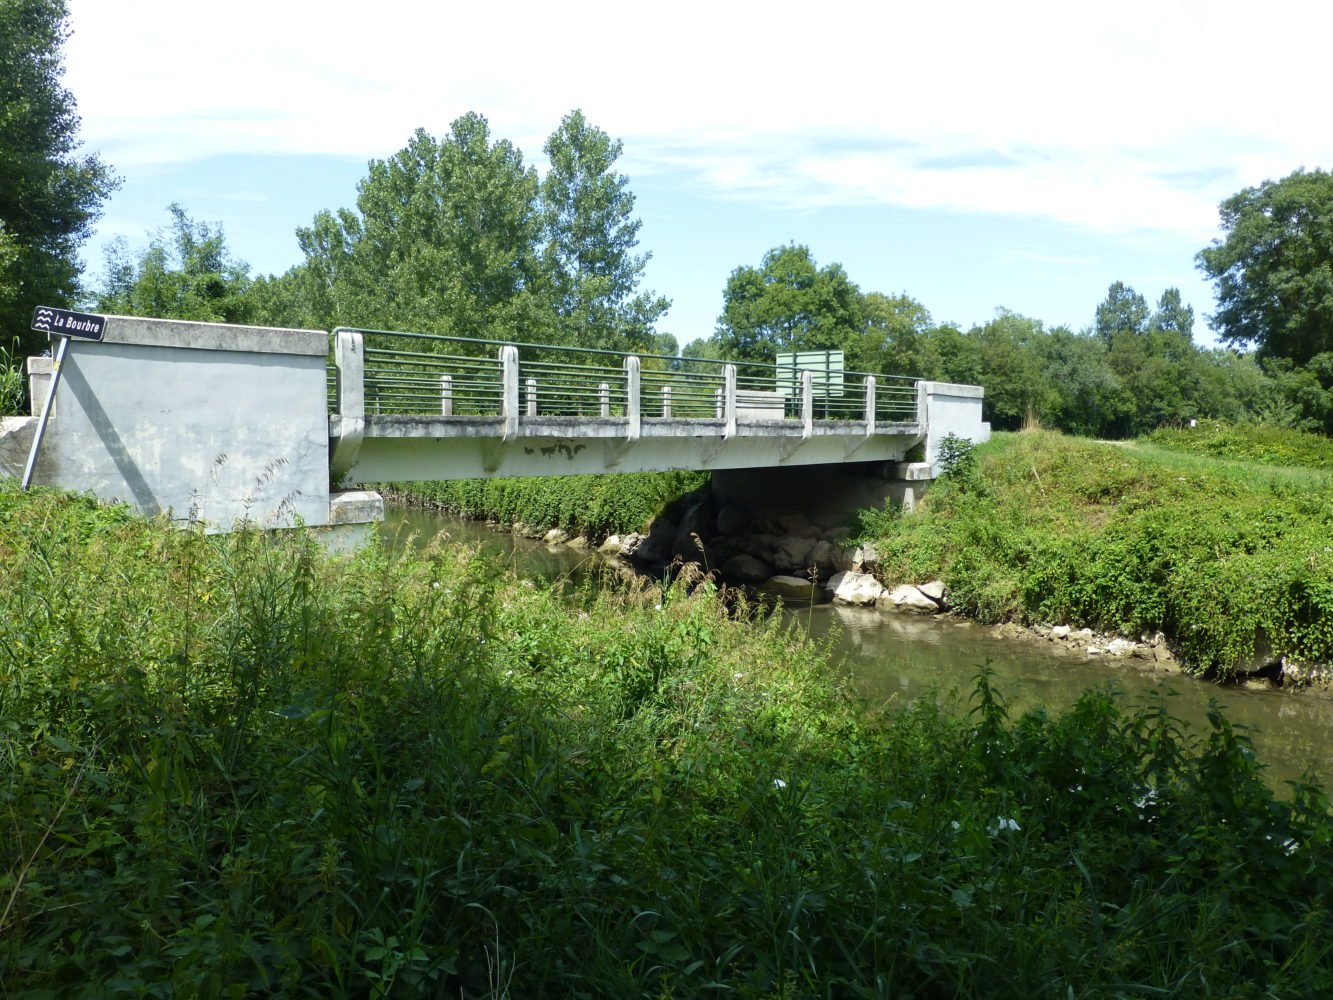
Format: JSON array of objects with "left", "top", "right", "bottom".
[{"left": 0, "top": 316, "right": 989, "bottom": 541}]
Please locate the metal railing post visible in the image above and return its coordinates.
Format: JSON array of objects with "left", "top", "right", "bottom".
[
  {"left": 801, "top": 370, "right": 813, "bottom": 440},
  {"left": 661, "top": 385, "right": 671, "bottom": 418},
  {"left": 440, "top": 374, "right": 453, "bottom": 416},
  {"left": 624, "top": 355, "right": 641, "bottom": 440},
  {"left": 330, "top": 328, "right": 366, "bottom": 479},
  {"left": 526, "top": 377, "right": 538, "bottom": 416},
  {"left": 501, "top": 345, "right": 520, "bottom": 440},
  {"left": 723, "top": 364, "right": 737, "bottom": 439},
  {"left": 865, "top": 375, "right": 877, "bottom": 437},
  {"left": 599, "top": 382, "right": 610, "bottom": 418}
]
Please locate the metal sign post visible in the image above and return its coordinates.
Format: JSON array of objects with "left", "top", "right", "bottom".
[{"left": 20, "top": 307, "right": 107, "bottom": 491}]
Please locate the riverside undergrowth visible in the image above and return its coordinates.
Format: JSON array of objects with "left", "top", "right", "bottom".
[
  {"left": 864, "top": 430, "right": 1333, "bottom": 679},
  {"left": 385, "top": 470, "right": 708, "bottom": 542},
  {"left": 3, "top": 479, "right": 1333, "bottom": 996}
]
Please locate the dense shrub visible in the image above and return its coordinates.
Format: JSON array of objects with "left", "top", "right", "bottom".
[
  {"left": 3, "top": 481, "right": 1333, "bottom": 996},
  {"left": 385, "top": 470, "right": 708, "bottom": 541},
  {"left": 863, "top": 431, "right": 1333, "bottom": 676}
]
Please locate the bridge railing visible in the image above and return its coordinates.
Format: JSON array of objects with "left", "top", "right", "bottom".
[{"left": 332, "top": 328, "right": 921, "bottom": 435}]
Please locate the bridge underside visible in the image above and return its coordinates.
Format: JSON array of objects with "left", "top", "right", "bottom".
[{"left": 334, "top": 415, "right": 925, "bottom": 483}]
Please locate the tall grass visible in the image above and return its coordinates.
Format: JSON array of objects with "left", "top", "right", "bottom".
[{"left": 3, "top": 480, "right": 1333, "bottom": 996}]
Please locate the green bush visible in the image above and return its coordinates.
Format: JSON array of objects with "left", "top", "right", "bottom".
[
  {"left": 386, "top": 470, "right": 708, "bottom": 541},
  {"left": 863, "top": 431, "right": 1333, "bottom": 676},
  {"left": 3, "top": 481, "right": 1333, "bottom": 996}
]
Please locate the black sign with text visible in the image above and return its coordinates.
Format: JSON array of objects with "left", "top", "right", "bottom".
[{"left": 31, "top": 306, "right": 107, "bottom": 341}]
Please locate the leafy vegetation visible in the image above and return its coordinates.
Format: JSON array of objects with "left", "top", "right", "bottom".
[
  {"left": 3, "top": 480, "right": 1333, "bottom": 996},
  {"left": 1197, "top": 167, "right": 1333, "bottom": 365},
  {"left": 861, "top": 431, "right": 1333, "bottom": 678},
  {"left": 0, "top": 339, "right": 25, "bottom": 416},
  {"left": 386, "top": 470, "right": 708, "bottom": 542},
  {"left": 1144, "top": 419, "right": 1333, "bottom": 472},
  {"left": 0, "top": 0, "right": 117, "bottom": 356}
]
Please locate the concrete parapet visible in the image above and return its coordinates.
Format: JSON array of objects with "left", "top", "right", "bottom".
[
  {"left": 23, "top": 315, "right": 332, "bottom": 531},
  {"left": 917, "top": 381, "right": 990, "bottom": 476}
]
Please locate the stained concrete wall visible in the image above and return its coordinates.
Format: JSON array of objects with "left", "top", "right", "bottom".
[
  {"left": 9, "top": 317, "right": 332, "bottom": 529},
  {"left": 919, "top": 381, "right": 991, "bottom": 475}
]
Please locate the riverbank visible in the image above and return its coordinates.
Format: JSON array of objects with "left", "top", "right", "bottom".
[
  {"left": 6, "top": 480, "right": 1333, "bottom": 995},
  {"left": 860, "top": 428, "right": 1333, "bottom": 683}
]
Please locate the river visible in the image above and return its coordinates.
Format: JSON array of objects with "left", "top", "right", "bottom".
[{"left": 384, "top": 508, "right": 1333, "bottom": 791}]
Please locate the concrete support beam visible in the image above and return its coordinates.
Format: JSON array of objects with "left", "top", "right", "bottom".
[
  {"left": 501, "top": 346, "right": 519, "bottom": 441},
  {"left": 801, "top": 371, "right": 813, "bottom": 440},
  {"left": 723, "top": 364, "right": 737, "bottom": 440},
  {"left": 624, "top": 355, "right": 641, "bottom": 441},
  {"left": 330, "top": 329, "right": 365, "bottom": 481}
]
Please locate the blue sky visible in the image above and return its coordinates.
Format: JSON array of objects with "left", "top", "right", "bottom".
[{"left": 63, "top": 0, "right": 1333, "bottom": 348}]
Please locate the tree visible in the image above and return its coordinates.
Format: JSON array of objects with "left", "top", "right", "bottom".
[
  {"left": 1, "top": 0, "right": 117, "bottom": 354},
  {"left": 851, "top": 291, "right": 935, "bottom": 374},
  {"left": 1197, "top": 168, "right": 1333, "bottom": 365},
  {"left": 714, "top": 244, "right": 862, "bottom": 362},
  {"left": 293, "top": 114, "right": 546, "bottom": 340},
  {"left": 539, "top": 110, "right": 668, "bottom": 351},
  {"left": 1094, "top": 281, "right": 1149, "bottom": 343},
  {"left": 95, "top": 205, "right": 253, "bottom": 323}
]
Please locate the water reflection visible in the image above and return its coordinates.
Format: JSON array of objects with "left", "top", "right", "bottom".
[{"left": 382, "top": 509, "right": 1333, "bottom": 791}]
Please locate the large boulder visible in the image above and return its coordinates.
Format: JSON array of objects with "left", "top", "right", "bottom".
[
  {"left": 770, "top": 534, "right": 815, "bottom": 573},
  {"left": 827, "top": 570, "right": 886, "bottom": 606},
  {"left": 807, "top": 540, "right": 840, "bottom": 579},
  {"left": 879, "top": 584, "right": 940, "bottom": 614},
  {"left": 721, "top": 553, "right": 774, "bottom": 583},
  {"left": 715, "top": 504, "right": 752, "bottom": 537}
]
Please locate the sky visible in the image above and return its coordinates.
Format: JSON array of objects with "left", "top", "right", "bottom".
[{"left": 61, "top": 0, "right": 1333, "bottom": 348}]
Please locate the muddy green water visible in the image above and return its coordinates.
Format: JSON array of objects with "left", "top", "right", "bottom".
[{"left": 384, "top": 508, "right": 1333, "bottom": 791}]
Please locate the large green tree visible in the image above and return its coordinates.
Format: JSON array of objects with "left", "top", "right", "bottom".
[
  {"left": 714, "top": 244, "right": 863, "bottom": 362},
  {"left": 282, "top": 110, "right": 668, "bottom": 350},
  {"left": 1, "top": 0, "right": 117, "bottom": 354},
  {"left": 1197, "top": 168, "right": 1333, "bottom": 365},
  {"left": 95, "top": 205, "right": 253, "bottom": 323},
  {"left": 540, "top": 110, "right": 668, "bottom": 351}
]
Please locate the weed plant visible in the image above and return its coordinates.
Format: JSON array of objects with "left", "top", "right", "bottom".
[
  {"left": 862, "top": 430, "right": 1333, "bottom": 678},
  {"left": 386, "top": 470, "right": 708, "bottom": 542},
  {"left": 3, "top": 480, "right": 1333, "bottom": 996}
]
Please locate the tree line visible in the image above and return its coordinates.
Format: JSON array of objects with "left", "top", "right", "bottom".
[{"left": 3, "top": 0, "right": 1331, "bottom": 437}]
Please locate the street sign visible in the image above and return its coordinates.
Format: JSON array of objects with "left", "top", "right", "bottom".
[{"left": 31, "top": 306, "right": 106, "bottom": 341}]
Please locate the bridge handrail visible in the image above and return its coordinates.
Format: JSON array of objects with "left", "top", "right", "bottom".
[{"left": 331, "top": 326, "right": 923, "bottom": 430}]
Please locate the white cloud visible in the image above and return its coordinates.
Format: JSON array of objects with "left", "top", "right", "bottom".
[{"left": 64, "top": 0, "right": 1333, "bottom": 240}]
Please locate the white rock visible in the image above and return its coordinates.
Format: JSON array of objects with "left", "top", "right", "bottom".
[
  {"left": 544, "top": 528, "right": 570, "bottom": 545},
  {"left": 827, "top": 570, "right": 886, "bottom": 606},
  {"left": 1105, "top": 638, "right": 1137, "bottom": 657},
  {"left": 597, "top": 534, "right": 622, "bottom": 554},
  {"left": 879, "top": 583, "right": 940, "bottom": 614},
  {"left": 918, "top": 580, "right": 948, "bottom": 602},
  {"left": 1050, "top": 625, "right": 1072, "bottom": 639}
]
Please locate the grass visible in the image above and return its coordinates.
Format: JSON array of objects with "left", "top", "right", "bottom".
[
  {"left": 1144, "top": 419, "right": 1333, "bottom": 472},
  {"left": 2, "top": 480, "right": 1333, "bottom": 996},
  {"left": 861, "top": 430, "right": 1333, "bottom": 678}
]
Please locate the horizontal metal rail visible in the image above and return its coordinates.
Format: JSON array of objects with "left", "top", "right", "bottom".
[{"left": 332, "top": 327, "right": 923, "bottom": 428}]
